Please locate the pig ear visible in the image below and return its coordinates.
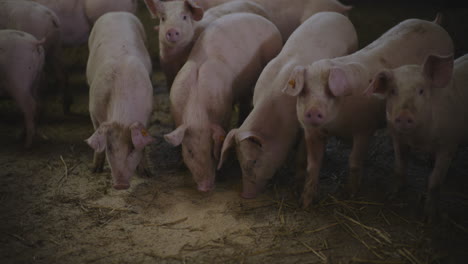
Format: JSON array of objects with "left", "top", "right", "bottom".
[
  {"left": 130, "top": 122, "right": 155, "bottom": 151},
  {"left": 238, "top": 131, "right": 264, "bottom": 149},
  {"left": 85, "top": 124, "right": 110, "bottom": 153},
  {"left": 365, "top": 70, "right": 393, "bottom": 99},
  {"left": 164, "top": 124, "right": 187, "bottom": 146},
  {"left": 185, "top": 0, "right": 204, "bottom": 21},
  {"left": 211, "top": 124, "right": 226, "bottom": 161},
  {"left": 282, "top": 66, "right": 305, "bottom": 97},
  {"left": 217, "top": 128, "right": 238, "bottom": 170},
  {"left": 423, "top": 54, "right": 454, "bottom": 89},
  {"left": 328, "top": 67, "right": 353, "bottom": 97},
  {"left": 144, "top": 0, "right": 164, "bottom": 19}
]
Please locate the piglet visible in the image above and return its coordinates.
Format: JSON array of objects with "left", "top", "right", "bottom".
[
  {"left": 0, "top": 30, "right": 45, "bottom": 148},
  {"left": 217, "top": 12, "right": 358, "bottom": 199},
  {"left": 86, "top": 12, "right": 154, "bottom": 190},
  {"left": 143, "top": 0, "right": 268, "bottom": 88},
  {"left": 165, "top": 13, "right": 282, "bottom": 192},
  {"left": 283, "top": 15, "right": 454, "bottom": 207},
  {"left": 366, "top": 53, "right": 468, "bottom": 219}
]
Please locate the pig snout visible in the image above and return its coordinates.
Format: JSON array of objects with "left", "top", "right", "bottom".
[
  {"left": 197, "top": 180, "right": 214, "bottom": 192},
  {"left": 113, "top": 182, "right": 130, "bottom": 190},
  {"left": 303, "top": 107, "right": 325, "bottom": 126},
  {"left": 394, "top": 111, "right": 416, "bottom": 131},
  {"left": 165, "top": 28, "right": 181, "bottom": 43},
  {"left": 241, "top": 190, "right": 257, "bottom": 199}
]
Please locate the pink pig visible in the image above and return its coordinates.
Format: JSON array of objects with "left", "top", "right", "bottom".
[
  {"left": 165, "top": 13, "right": 282, "bottom": 192},
  {"left": 283, "top": 15, "right": 454, "bottom": 207},
  {"left": 0, "top": 30, "right": 45, "bottom": 148},
  {"left": 366, "top": 53, "right": 468, "bottom": 219},
  {"left": 85, "top": 12, "right": 155, "bottom": 190},
  {"left": 34, "top": 0, "right": 138, "bottom": 46},
  {"left": 0, "top": 0, "right": 69, "bottom": 113},
  {"left": 217, "top": 12, "right": 358, "bottom": 199},
  {"left": 143, "top": 0, "right": 268, "bottom": 88}
]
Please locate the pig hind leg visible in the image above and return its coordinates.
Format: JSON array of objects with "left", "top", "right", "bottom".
[{"left": 10, "top": 82, "right": 37, "bottom": 148}]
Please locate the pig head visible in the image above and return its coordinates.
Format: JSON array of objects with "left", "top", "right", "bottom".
[
  {"left": 218, "top": 129, "right": 278, "bottom": 198},
  {"left": 367, "top": 54, "right": 454, "bottom": 134},
  {"left": 86, "top": 121, "right": 155, "bottom": 189},
  {"left": 164, "top": 123, "right": 225, "bottom": 192},
  {"left": 144, "top": 0, "right": 203, "bottom": 48}
]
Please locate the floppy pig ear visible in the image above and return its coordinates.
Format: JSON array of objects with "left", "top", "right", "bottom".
[
  {"left": 282, "top": 66, "right": 305, "bottom": 96},
  {"left": 238, "top": 131, "right": 264, "bottom": 148},
  {"left": 328, "top": 67, "right": 353, "bottom": 97},
  {"left": 164, "top": 124, "right": 187, "bottom": 146},
  {"left": 211, "top": 124, "right": 226, "bottom": 161},
  {"left": 365, "top": 70, "right": 393, "bottom": 99},
  {"left": 85, "top": 124, "right": 109, "bottom": 153},
  {"left": 217, "top": 128, "right": 238, "bottom": 170},
  {"left": 423, "top": 54, "right": 454, "bottom": 89},
  {"left": 185, "top": 0, "right": 204, "bottom": 21},
  {"left": 130, "top": 122, "right": 155, "bottom": 151},
  {"left": 144, "top": 0, "right": 164, "bottom": 19}
]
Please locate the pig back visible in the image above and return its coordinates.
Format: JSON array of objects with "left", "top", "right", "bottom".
[
  {"left": 87, "top": 12, "right": 151, "bottom": 85},
  {"left": 358, "top": 18, "right": 453, "bottom": 70},
  {"left": 0, "top": 0, "right": 61, "bottom": 54},
  {"left": 85, "top": 0, "right": 138, "bottom": 24},
  {"left": 191, "top": 13, "right": 282, "bottom": 86}
]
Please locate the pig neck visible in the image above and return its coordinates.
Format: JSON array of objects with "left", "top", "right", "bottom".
[{"left": 182, "top": 66, "right": 233, "bottom": 127}]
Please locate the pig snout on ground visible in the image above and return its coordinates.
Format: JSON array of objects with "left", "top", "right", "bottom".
[
  {"left": 0, "top": 30, "right": 45, "bottom": 148},
  {"left": 366, "top": 53, "right": 468, "bottom": 220}
]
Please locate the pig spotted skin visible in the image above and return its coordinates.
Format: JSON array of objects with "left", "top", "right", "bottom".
[
  {"left": 0, "top": 30, "right": 45, "bottom": 148},
  {"left": 367, "top": 54, "right": 468, "bottom": 220},
  {"left": 284, "top": 17, "right": 454, "bottom": 208},
  {"left": 217, "top": 12, "right": 358, "bottom": 199},
  {"left": 144, "top": 0, "right": 269, "bottom": 89},
  {"left": 34, "top": 0, "right": 138, "bottom": 46},
  {"left": 165, "top": 13, "right": 282, "bottom": 192},
  {"left": 86, "top": 12, "right": 154, "bottom": 190},
  {"left": 0, "top": 0, "right": 70, "bottom": 114}
]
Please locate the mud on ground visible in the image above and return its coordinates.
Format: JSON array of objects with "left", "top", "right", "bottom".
[{"left": 1, "top": 2, "right": 468, "bottom": 264}]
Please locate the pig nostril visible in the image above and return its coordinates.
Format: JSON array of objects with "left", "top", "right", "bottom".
[
  {"left": 317, "top": 113, "right": 323, "bottom": 119},
  {"left": 407, "top": 119, "right": 413, "bottom": 124},
  {"left": 176, "top": 32, "right": 179, "bottom": 36},
  {"left": 306, "top": 113, "right": 312, "bottom": 119}
]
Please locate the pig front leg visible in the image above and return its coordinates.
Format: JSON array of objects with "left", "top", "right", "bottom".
[
  {"left": 301, "top": 128, "right": 327, "bottom": 208},
  {"left": 347, "top": 132, "right": 372, "bottom": 197},
  {"left": 424, "top": 149, "right": 454, "bottom": 221},
  {"left": 92, "top": 151, "right": 105, "bottom": 173},
  {"left": 390, "top": 135, "right": 410, "bottom": 197}
]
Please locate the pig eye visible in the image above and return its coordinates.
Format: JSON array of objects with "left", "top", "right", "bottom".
[
  {"left": 418, "top": 89, "right": 424, "bottom": 95},
  {"left": 390, "top": 88, "right": 396, "bottom": 96},
  {"left": 161, "top": 16, "right": 166, "bottom": 22},
  {"left": 183, "top": 15, "right": 187, "bottom": 20}
]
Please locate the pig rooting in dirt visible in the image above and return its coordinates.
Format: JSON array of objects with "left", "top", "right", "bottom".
[{"left": 86, "top": 122, "right": 155, "bottom": 190}]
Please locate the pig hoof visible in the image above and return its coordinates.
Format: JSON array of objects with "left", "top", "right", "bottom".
[{"left": 113, "top": 183, "right": 130, "bottom": 190}]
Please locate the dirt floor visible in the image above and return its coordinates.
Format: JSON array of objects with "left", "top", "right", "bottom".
[{"left": 1, "top": 2, "right": 468, "bottom": 264}]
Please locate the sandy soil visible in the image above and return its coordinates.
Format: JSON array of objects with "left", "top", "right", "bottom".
[{"left": 1, "top": 2, "right": 468, "bottom": 264}]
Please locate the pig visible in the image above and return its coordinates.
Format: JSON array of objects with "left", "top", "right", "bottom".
[
  {"left": 33, "top": 0, "right": 138, "bottom": 45},
  {"left": 164, "top": 13, "right": 282, "bottom": 192},
  {"left": 282, "top": 15, "right": 454, "bottom": 208},
  {"left": 365, "top": 53, "right": 468, "bottom": 219},
  {"left": 85, "top": 12, "right": 155, "bottom": 190},
  {"left": 0, "top": 30, "right": 45, "bottom": 148},
  {"left": 0, "top": 0, "right": 69, "bottom": 114},
  {"left": 217, "top": 12, "right": 358, "bottom": 199},
  {"left": 143, "top": 0, "right": 269, "bottom": 88}
]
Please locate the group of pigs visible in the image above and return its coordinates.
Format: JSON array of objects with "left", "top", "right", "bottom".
[{"left": 1, "top": 0, "right": 467, "bottom": 219}]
